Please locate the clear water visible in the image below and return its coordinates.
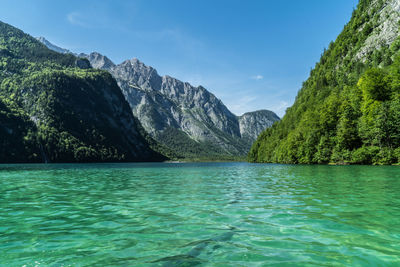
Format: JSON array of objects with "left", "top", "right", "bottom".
[{"left": 0, "top": 163, "right": 399, "bottom": 266}]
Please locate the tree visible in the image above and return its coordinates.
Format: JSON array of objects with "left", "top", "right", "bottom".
[{"left": 358, "top": 68, "right": 391, "bottom": 101}]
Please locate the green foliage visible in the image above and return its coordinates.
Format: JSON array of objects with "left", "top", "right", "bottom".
[
  {"left": 358, "top": 68, "right": 391, "bottom": 101},
  {"left": 351, "top": 146, "right": 380, "bottom": 164},
  {"left": 249, "top": 1, "right": 400, "bottom": 165},
  {"left": 157, "top": 127, "right": 246, "bottom": 161},
  {"left": 0, "top": 97, "right": 41, "bottom": 162},
  {"left": 0, "top": 21, "right": 76, "bottom": 67},
  {"left": 0, "top": 20, "right": 165, "bottom": 163}
]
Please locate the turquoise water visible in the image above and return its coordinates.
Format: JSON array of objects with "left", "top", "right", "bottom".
[{"left": 0, "top": 163, "right": 399, "bottom": 266}]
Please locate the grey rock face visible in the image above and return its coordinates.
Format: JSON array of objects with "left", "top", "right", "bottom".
[
  {"left": 38, "top": 37, "right": 280, "bottom": 157},
  {"left": 36, "top": 37, "right": 72, "bottom": 54},
  {"left": 239, "top": 110, "right": 280, "bottom": 140},
  {"left": 355, "top": 0, "right": 400, "bottom": 61},
  {"left": 83, "top": 52, "right": 115, "bottom": 70},
  {"left": 87, "top": 53, "right": 280, "bottom": 157},
  {"left": 104, "top": 57, "right": 244, "bottom": 155}
]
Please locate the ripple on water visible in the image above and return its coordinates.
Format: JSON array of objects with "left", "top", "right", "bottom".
[{"left": 0, "top": 163, "right": 399, "bottom": 266}]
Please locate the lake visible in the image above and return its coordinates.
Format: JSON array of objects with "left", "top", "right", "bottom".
[{"left": 0, "top": 162, "right": 399, "bottom": 266}]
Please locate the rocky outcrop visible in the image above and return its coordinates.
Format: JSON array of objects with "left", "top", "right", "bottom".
[
  {"left": 36, "top": 37, "right": 71, "bottom": 54},
  {"left": 355, "top": 0, "right": 400, "bottom": 61},
  {"left": 82, "top": 52, "right": 115, "bottom": 70},
  {"left": 239, "top": 110, "right": 280, "bottom": 141}
]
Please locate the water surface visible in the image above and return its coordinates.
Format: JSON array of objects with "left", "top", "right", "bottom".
[{"left": 0, "top": 163, "right": 399, "bottom": 266}]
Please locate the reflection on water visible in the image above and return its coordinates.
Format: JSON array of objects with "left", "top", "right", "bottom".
[{"left": 0, "top": 163, "right": 399, "bottom": 266}]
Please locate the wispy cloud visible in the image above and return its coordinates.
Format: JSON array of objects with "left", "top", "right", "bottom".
[
  {"left": 251, "top": 75, "right": 264, "bottom": 80},
  {"left": 67, "top": 12, "right": 91, "bottom": 28}
]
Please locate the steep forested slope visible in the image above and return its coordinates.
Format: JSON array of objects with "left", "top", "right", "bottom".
[
  {"left": 0, "top": 21, "right": 165, "bottom": 162},
  {"left": 249, "top": 0, "right": 400, "bottom": 165}
]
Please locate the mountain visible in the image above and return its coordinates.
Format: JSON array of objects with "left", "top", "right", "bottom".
[
  {"left": 249, "top": 0, "right": 400, "bottom": 165},
  {"left": 238, "top": 110, "right": 280, "bottom": 142},
  {"left": 37, "top": 36, "right": 280, "bottom": 160},
  {"left": 36, "top": 37, "right": 72, "bottom": 54},
  {"left": 81, "top": 54, "right": 280, "bottom": 159},
  {"left": 0, "top": 21, "right": 165, "bottom": 163},
  {"left": 84, "top": 52, "right": 115, "bottom": 70}
]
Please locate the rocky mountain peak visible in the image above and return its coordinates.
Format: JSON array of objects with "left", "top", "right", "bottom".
[
  {"left": 239, "top": 110, "right": 280, "bottom": 140},
  {"left": 86, "top": 52, "right": 115, "bottom": 70},
  {"left": 115, "top": 58, "right": 161, "bottom": 91},
  {"left": 36, "top": 36, "right": 71, "bottom": 54},
  {"left": 125, "top": 58, "right": 158, "bottom": 78}
]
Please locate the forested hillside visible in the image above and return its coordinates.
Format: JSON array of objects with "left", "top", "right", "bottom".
[
  {"left": 249, "top": 0, "right": 400, "bottom": 165},
  {"left": 0, "top": 21, "right": 165, "bottom": 162}
]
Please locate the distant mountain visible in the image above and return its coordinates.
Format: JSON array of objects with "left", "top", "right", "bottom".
[
  {"left": 0, "top": 22, "right": 165, "bottom": 163},
  {"left": 239, "top": 110, "right": 280, "bottom": 141},
  {"left": 36, "top": 37, "right": 72, "bottom": 54},
  {"left": 38, "top": 38, "right": 280, "bottom": 159},
  {"left": 84, "top": 53, "right": 280, "bottom": 159},
  {"left": 249, "top": 0, "right": 400, "bottom": 165},
  {"left": 84, "top": 52, "right": 115, "bottom": 70}
]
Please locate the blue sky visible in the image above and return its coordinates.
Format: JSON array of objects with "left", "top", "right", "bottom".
[{"left": 0, "top": 0, "right": 358, "bottom": 117}]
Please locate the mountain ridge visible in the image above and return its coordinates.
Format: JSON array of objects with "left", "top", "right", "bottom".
[
  {"left": 37, "top": 36, "right": 280, "bottom": 159},
  {"left": 86, "top": 52, "right": 279, "bottom": 158}
]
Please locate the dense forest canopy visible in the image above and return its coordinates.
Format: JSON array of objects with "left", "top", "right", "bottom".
[
  {"left": 249, "top": 0, "right": 400, "bottom": 165},
  {"left": 0, "top": 21, "right": 164, "bottom": 163}
]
